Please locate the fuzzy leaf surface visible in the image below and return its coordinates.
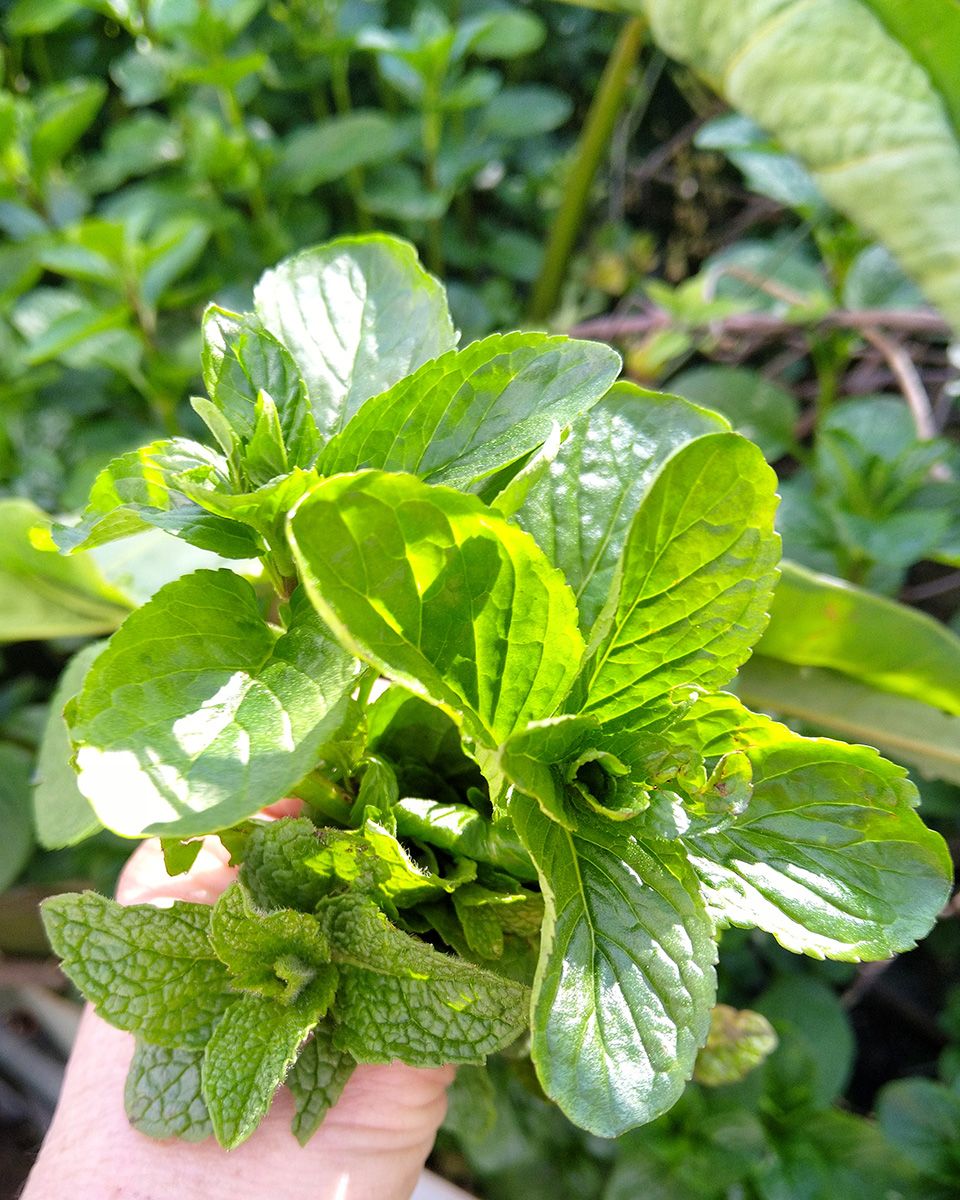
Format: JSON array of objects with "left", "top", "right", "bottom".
[
  {"left": 685, "top": 740, "right": 953, "bottom": 959},
  {"left": 40, "top": 892, "right": 230, "bottom": 1045},
  {"left": 202, "top": 992, "right": 323, "bottom": 1149},
  {"left": 579, "top": 433, "right": 779, "bottom": 728},
  {"left": 288, "top": 471, "right": 584, "bottom": 746},
  {"left": 321, "top": 894, "right": 529, "bottom": 1065},
  {"left": 513, "top": 384, "right": 726, "bottom": 633},
  {"left": 510, "top": 793, "right": 717, "bottom": 1137},
  {"left": 254, "top": 235, "right": 455, "bottom": 437},
  {"left": 125, "top": 1041, "right": 212, "bottom": 1142},
  {"left": 318, "top": 332, "right": 620, "bottom": 490},
  {"left": 69, "top": 571, "right": 357, "bottom": 837},
  {"left": 287, "top": 1024, "right": 356, "bottom": 1145}
]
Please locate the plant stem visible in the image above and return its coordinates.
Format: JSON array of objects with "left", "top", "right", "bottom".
[
  {"left": 528, "top": 16, "right": 646, "bottom": 321},
  {"left": 330, "top": 51, "right": 372, "bottom": 231}
]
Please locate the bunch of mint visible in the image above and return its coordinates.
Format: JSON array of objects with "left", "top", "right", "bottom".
[{"left": 39, "top": 236, "right": 951, "bottom": 1148}]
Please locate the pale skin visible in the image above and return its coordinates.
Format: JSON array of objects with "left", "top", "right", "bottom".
[{"left": 23, "top": 834, "right": 454, "bottom": 1200}]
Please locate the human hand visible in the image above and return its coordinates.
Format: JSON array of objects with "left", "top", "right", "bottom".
[{"left": 23, "top": 834, "right": 454, "bottom": 1200}]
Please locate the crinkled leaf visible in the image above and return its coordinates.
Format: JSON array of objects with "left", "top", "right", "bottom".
[
  {"left": 200, "top": 307, "right": 320, "bottom": 471},
  {"left": 241, "top": 817, "right": 329, "bottom": 912},
  {"left": 685, "top": 739, "right": 953, "bottom": 959},
  {"left": 498, "top": 714, "right": 601, "bottom": 829},
  {"left": 210, "top": 883, "right": 334, "bottom": 1003},
  {"left": 40, "top": 891, "right": 231, "bottom": 1046},
  {"left": 287, "top": 1024, "right": 356, "bottom": 1145},
  {"left": 510, "top": 792, "right": 717, "bottom": 1137},
  {"left": 318, "top": 332, "right": 620, "bottom": 491},
  {"left": 393, "top": 798, "right": 536, "bottom": 882},
  {"left": 33, "top": 642, "right": 106, "bottom": 849},
  {"left": 69, "top": 571, "right": 358, "bottom": 837},
  {"left": 202, "top": 991, "right": 323, "bottom": 1149},
  {"left": 52, "top": 439, "right": 261, "bottom": 559},
  {"left": 320, "top": 894, "right": 529, "bottom": 1065},
  {"left": 513, "top": 383, "right": 726, "bottom": 635},
  {"left": 288, "top": 471, "right": 584, "bottom": 746},
  {"left": 693, "top": 1004, "right": 778, "bottom": 1086},
  {"left": 0, "top": 499, "right": 131, "bottom": 642},
  {"left": 254, "top": 235, "right": 455, "bottom": 437},
  {"left": 578, "top": 433, "right": 779, "bottom": 728},
  {"left": 125, "top": 1041, "right": 212, "bottom": 1142}
]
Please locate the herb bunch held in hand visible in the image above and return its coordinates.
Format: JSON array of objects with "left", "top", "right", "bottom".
[{"left": 40, "top": 236, "right": 952, "bottom": 1147}]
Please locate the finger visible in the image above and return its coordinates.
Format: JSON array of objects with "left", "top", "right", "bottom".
[{"left": 116, "top": 836, "right": 236, "bottom": 907}]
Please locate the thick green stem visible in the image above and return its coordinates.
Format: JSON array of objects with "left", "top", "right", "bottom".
[{"left": 528, "top": 17, "right": 647, "bottom": 321}]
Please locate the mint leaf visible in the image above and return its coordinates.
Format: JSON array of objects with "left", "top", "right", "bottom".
[
  {"left": 288, "top": 471, "right": 584, "bottom": 746},
  {"left": 33, "top": 642, "right": 105, "bottom": 849},
  {"left": 69, "top": 572, "right": 358, "bottom": 837},
  {"left": 514, "top": 383, "right": 726, "bottom": 633},
  {"left": 40, "top": 892, "right": 231, "bottom": 1045},
  {"left": 200, "top": 307, "right": 320, "bottom": 471},
  {"left": 52, "top": 439, "right": 261, "bottom": 559},
  {"left": 318, "top": 332, "right": 620, "bottom": 490},
  {"left": 510, "top": 792, "right": 717, "bottom": 1136},
  {"left": 320, "top": 894, "right": 529, "bottom": 1064},
  {"left": 241, "top": 817, "right": 329, "bottom": 912},
  {"left": 393, "top": 798, "right": 536, "bottom": 882},
  {"left": 0, "top": 743, "right": 34, "bottom": 892},
  {"left": 686, "top": 740, "right": 953, "bottom": 959},
  {"left": 254, "top": 235, "right": 456, "bottom": 437},
  {"left": 692, "top": 1004, "right": 778, "bottom": 1086},
  {"left": 210, "top": 883, "right": 336, "bottom": 1005},
  {"left": 202, "top": 991, "right": 324, "bottom": 1149},
  {"left": 579, "top": 433, "right": 780, "bottom": 729},
  {"left": 125, "top": 1041, "right": 212, "bottom": 1142},
  {"left": 287, "top": 1023, "right": 355, "bottom": 1146}
]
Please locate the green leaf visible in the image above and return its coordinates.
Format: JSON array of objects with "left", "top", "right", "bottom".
[
  {"left": 210, "top": 883, "right": 336, "bottom": 1004},
  {"left": 510, "top": 792, "right": 717, "bottom": 1137},
  {"left": 318, "top": 332, "right": 620, "bottom": 490},
  {"left": 393, "top": 798, "right": 536, "bottom": 882},
  {"left": 480, "top": 86, "right": 573, "bottom": 138},
  {"left": 254, "top": 235, "right": 456, "bottom": 438},
  {"left": 31, "top": 78, "right": 107, "bottom": 171},
  {"left": 40, "top": 892, "right": 231, "bottom": 1045},
  {"left": 0, "top": 743, "right": 35, "bottom": 892},
  {"left": 877, "top": 1078, "right": 960, "bottom": 1180},
  {"left": 200, "top": 307, "right": 320, "bottom": 472},
  {"left": 288, "top": 471, "right": 584, "bottom": 746},
  {"left": 758, "top": 560, "right": 960, "bottom": 715},
  {"left": 271, "top": 110, "right": 406, "bottom": 194},
  {"left": 579, "top": 433, "right": 780, "bottom": 728},
  {"left": 125, "top": 1041, "right": 212, "bottom": 1142},
  {"left": 738, "top": 655, "right": 960, "bottom": 784},
  {"left": 513, "top": 384, "right": 727, "bottom": 636},
  {"left": 52, "top": 439, "right": 262, "bottom": 559},
  {"left": 69, "top": 572, "right": 358, "bottom": 837},
  {"left": 668, "top": 366, "right": 799, "bottom": 461},
  {"left": 685, "top": 738, "right": 953, "bottom": 959},
  {"left": 692, "top": 1004, "right": 778, "bottom": 1086},
  {"left": 287, "top": 1024, "right": 355, "bottom": 1145},
  {"left": 642, "top": 0, "right": 960, "bottom": 330},
  {"left": 0, "top": 499, "right": 131, "bottom": 642},
  {"left": 33, "top": 642, "right": 106, "bottom": 850},
  {"left": 321, "top": 893, "right": 529, "bottom": 1065},
  {"left": 202, "top": 991, "right": 324, "bottom": 1149}
]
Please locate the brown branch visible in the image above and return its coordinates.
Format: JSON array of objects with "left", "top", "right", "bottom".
[
  {"left": 569, "top": 306, "right": 952, "bottom": 341},
  {"left": 861, "top": 327, "right": 939, "bottom": 441}
]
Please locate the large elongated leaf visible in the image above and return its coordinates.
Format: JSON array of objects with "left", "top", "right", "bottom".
[
  {"left": 510, "top": 793, "right": 717, "bottom": 1137},
  {"left": 254, "top": 235, "right": 456, "bottom": 438},
  {"left": 685, "top": 739, "right": 952, "bottom": 960},
  {"left": 642, "top": 0, "right": 960, "bottom": 330},
  {"left": 579, "top": 433, "right": 779, "bottom": 727},
  {"left": 513, "top": 384, "right": 726, "bottom": 634},
  {"left": 318, "top": 333, "right": 621, "bottom": 490},
  {"left": 68, "top": 571, "right": 358, "bottom": 837},
  {"left": 737, "top": 655, "right": 960, "bottom": 784},
  {"left": 0, "top": 499, "right": 131, "bottom": 642},
  {"left": 52, "top": 439, "right": 261, "bottom": 559},
  {"left": 758, "top": 561, "right": 960, "bottom": 715},
  {"left": 288, "top": 472, "right": 584, "bottom": 746},
  {"left": 0, "top": 744, "right": 34, "bottom": 892}
]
